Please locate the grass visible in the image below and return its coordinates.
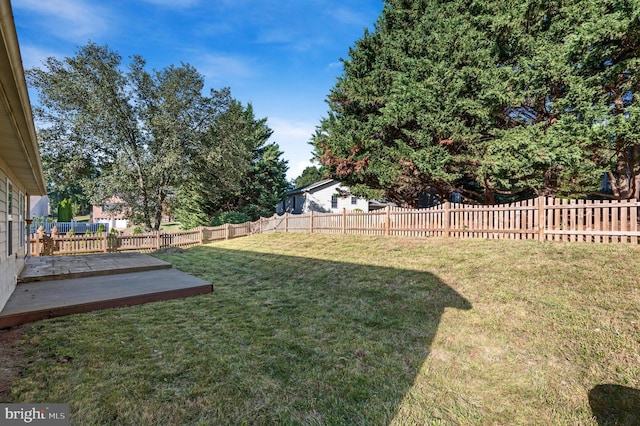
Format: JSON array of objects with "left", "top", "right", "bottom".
[
  {"left": 159, "top": 222, "right": 182, "bottom": 231},
  {"left": 4, "top": 234, "right": 640, "bottom": 425}
]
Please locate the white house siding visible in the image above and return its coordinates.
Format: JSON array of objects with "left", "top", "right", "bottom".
[
  {"left": 0, "top": 164, "right": 28, "bottom": 312},
  {"left": 302, "top": 182, "right": 369, "bottom": 213},
  {"left": 277, "top": 180, "right": 370, "bottom": 215},
  {"left": 301, "top": 181, "right": 369, "bottom": 214},
  {"left": 332, "top": 194, "right": 369, "bottom": 213}
]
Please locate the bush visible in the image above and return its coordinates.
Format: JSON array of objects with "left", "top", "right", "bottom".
[
  {"left": 211, "top": 211, "right": 251, "bottom": 226},
  {"left": 57, "top": 198, "right": 73, "bottom": 222},
  {"left": 96, "top": 223, "right": 106, "bottom": 234}
]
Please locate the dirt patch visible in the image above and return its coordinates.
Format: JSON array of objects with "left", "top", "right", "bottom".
[{"left": 0, "top": 325, "right": 29, "bottom": 401}]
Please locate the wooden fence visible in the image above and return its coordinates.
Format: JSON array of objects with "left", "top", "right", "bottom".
[
  {"left": 256, "top": 197, "right": 640, "bottom": 244},
  {"left": 29, "top": 197, "right": 640, "bottom": 256},
  {"left": 29, "top": 221, "right": 260, "bottom": 256},
  {"left": 30, "top": 229, "right": 204, "bottom": 256}
]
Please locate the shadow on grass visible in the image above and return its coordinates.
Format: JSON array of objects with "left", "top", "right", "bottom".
[
  {"left": 589, "top": 384, "right": 640, "bottom": 425},
  {"left": 7, "top": 244, "right": 472, "bottom": 425},
  {"left": 151, "top": 245, "right": 472, "bottom": 424}
]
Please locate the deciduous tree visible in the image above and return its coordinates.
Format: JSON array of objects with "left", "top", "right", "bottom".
[{"left": 28, "top": 42, "right": 232, "bottom": 230}]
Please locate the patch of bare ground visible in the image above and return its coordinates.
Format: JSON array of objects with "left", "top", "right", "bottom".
[{"left": 0, "top": 325, "right": 29, "bottom": 401}]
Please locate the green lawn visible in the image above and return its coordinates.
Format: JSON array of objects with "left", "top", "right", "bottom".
[
  {"left": 4, "top": 234, "right": 640, "bottom": 425},
  {"left": 159, "top": 222, "right": 182, "bottom": 231}
]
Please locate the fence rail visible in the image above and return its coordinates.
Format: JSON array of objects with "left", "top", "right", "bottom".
[
  {"left": 29, "top": 197, "right": 640, "bottom": 256},
  {"left": 257, "top": 196, "right": 640, "bottom": 244}
]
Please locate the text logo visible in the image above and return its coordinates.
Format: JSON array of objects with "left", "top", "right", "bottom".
[{"left": 1, "top": 404, "right": 69, "bottom": 425}]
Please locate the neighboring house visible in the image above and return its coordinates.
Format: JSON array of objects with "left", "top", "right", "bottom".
[
  {"left": 0, "top": 0, "right": 47, "bottom": 312},
  {"left": 29, "top": 195, "right": 49, "bottom": 218},
  {"left": 91, "top": 197, "right": 129, "bottom": 230},
  {"left": 91, "top": 196, "right": 175, "bottom": 230},
  {"left": 276, "top": 179, "right": 370, "bottom": 214}
]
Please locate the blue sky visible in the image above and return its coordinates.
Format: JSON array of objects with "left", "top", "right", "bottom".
[{"left": 12, "top": 0, "right": 383, "bottom": 181}]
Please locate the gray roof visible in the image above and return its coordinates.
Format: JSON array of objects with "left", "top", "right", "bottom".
[{"left": 286, "top": 178, "right": 336, "bottom": 196}]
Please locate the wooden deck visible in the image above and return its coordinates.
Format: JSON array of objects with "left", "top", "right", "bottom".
[
  {"left": 18, "top": 252, "right": 172, "bottom": 283},
  {"left": 0, "top": 253, "right": 212, "bottom": 328}
]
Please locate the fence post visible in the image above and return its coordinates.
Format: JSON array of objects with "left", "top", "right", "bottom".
[
  {"left": 225, "top": 223, "right": 231, "bottom": 240},
  {"left": 155, "top": 231, "right": 161, "bottom": 250},
  {"left": 103, "top": 231, "right": 108, "bottom": 253},
  {"left": 285, "top": 213, "right": 289, "bottom": 233},
  {"left": 52, "top": 225, "right": 59, "bottom": 253},
  {"left": 36, "top": 226, "right": 45, "bottom": 256},
  {"left": 385, "top": 206, "right": 391, "bottom": 236},
  {"left": 342, "top": 209, "right": 346, "bottom": 234},
  {"left": 309, "top": 211, "right": 314, "bottom": 234},
  {"left": 537, "top": 196, "right": 545, "bottom": 241},
  {"left": 444, "top": 202, "right": 450, "bottom": 237}
]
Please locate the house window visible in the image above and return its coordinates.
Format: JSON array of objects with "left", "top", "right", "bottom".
[
  {"left": 6, "top": 179, "right": 13, "bottom": 256},
  {"left": 351, "top": 196, "right": 357, "bottom": 205},
  {"left": 331, "top": 195, "right": 338, "bottom": 209}
]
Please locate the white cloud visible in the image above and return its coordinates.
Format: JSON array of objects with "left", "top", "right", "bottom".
[
  {"left": 14, "top": 0, "right": 111, "bottom": 41},
  {"left": 19, "top": 45, "right": 64, "bottom": 71},
  {"left": 266, "top": 117, "right": 317, "bottom": 181},
  {"left": 288, "top": 160, "right": 314, "bottom": 182},
  {"left": 268, "top": 117, "right": 316, "bottom": 142},
  {"left": 195, "top": 53, "right": 255, "bottom": 86}
]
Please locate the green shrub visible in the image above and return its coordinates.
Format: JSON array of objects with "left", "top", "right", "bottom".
[
  {"left": 96, "top": 223, "right": 105, "bottom": 234},
  {"left": 57, "top": 198, "right": 73, "bottom": 222}
]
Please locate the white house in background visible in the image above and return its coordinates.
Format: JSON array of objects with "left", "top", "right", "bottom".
[
  {"left": 0, "top": 0, "right": 47, "bottom": 313},
  {"left": 276, "top": 179, "right": 370, "bottom": 214},
  {"left": 29, "top": 195, "right": 49, "bottom": 218}
]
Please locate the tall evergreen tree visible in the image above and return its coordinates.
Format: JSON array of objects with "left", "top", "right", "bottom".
[
  {"left": 313, "top": 0, "right": 640, "bottom": 205},
  {"left": 174, "top": 101, "right": 288, "bottom": 227},
  {"left": 313, "top": 1, "right": 511, "bottom": 206},
  {"left": 232, "top": 142, "right": 290, "bottom": 220}
]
